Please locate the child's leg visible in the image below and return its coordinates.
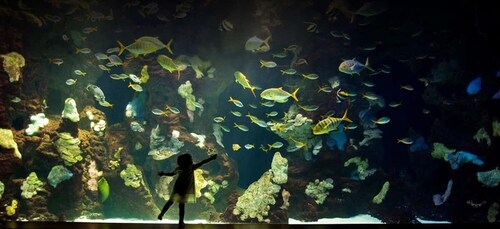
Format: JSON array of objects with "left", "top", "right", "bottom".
[
  {"left": 158, "top": 200, "right": 174, "bottom": 220},
  {"left": 178, "top": 203, "right": 185, "bottom": 225}
]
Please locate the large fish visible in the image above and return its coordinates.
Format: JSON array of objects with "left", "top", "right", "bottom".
[
  {"left": 313, "top": 109, "right": 352, "bottom": 135},
  {"left": 245, "top": 35, "right": 271, "bottom": 53},
  {"left": 234, "top": 71, "right": 256, "bottom": 97},
  {"left": 338, "top": 57, "right": 374, "bottom": 75},
  {"left": 260, "top": 87, "right": 299, "bottom": 102},
  {"left": 117, "top": 36, "right": 173, "bottom": 57}
]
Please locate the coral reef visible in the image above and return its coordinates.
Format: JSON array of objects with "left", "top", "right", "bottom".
[
  {"left": 194, "top": 169, "right": 208, "bottom": 198},
  {"left": 488, "top": 202, "right": 499, "bottom": 223},
  {"left": 477, "top": 168, "right": 500, "bottom": 187},
  {"left": 445, "top": 151, "right": 484, "bottom": 170},
  {"left": 47, "top": 165, "right": 73, "bottom": 188},
  {"left": 271, "top": 152, "right": 288, "bottom": 184},
  {"left": 0, "top": 181, "right": 4, "bottom": 199},
  {"left": 305, "top": 178, "right": 334, "bottom": 204},
  {"left": 120, "top": 164, "right": 143, "bottom": 188},
  {"left": 431, "top": 142, "right": 456, "bottom": 160},
  {"left": 359, "top": 128, "right": 382, "bottom": 146},
  {"left": 61, "top": 98, "right": 80, "bottom": 122},
  {"left": 190, "top": 132, "right": 206, "bottom": 148},
  {"left": 178, "top": 80, "right": 197, "bottom": 112},
  {"left": 21, "top": 172, "right": 45, "bottom": 199},
  {"left": 85, "top": 160, "right": 103, "bottom": 191},
  {"left": 55, "top": 132, "right": 83, "bottom": 166},
  {"left": 155, "top": 176, "right": 174, "bottom": 201},
  {"left": 473, "top": 127, "right": 491, "bottom": 146},
  {"left": 1, "top": 51, "right": 25, "bottom": 82},
  {"left": 25, "top": 113, "right": 49, "bottom": 136},
  {"left": 372, "top": 181, "right": 390, "bottom": 204},
  {"left": 344, "top": 157, "right": 376, "bottom": 180},
  {"left": 0, "top": 128, "right": 22, "bottom": 159},
  {"left": 492, "top": 120, "right": 500, "bottom": 137},
  {"left": 148, "top": 126, "right": 184, "bottom": 160},
  {"left": 5, "top": 199, "right": 17, "bottom": 216}
]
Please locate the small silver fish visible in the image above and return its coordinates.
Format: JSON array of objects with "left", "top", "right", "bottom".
[{"left": 66, "top": 79, "right": 77, "bottom": 85}]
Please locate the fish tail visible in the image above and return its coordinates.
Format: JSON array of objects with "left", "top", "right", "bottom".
[
  {"left": 342, "top": 109, "right": 352, "bottom": 123},
  {"left": 117, "top": 40, "right": 125, "bottom": 56},
  {"left": 165, "top": 38, "right": 174, "bottom": 55},
  {"left": 250, "top": 86, "right": 256, "bottom": 97},
  {"left": 290, "top": 88, "right": 299, "bottom": 102},
  {"left": 263, "top": 35, "right": 272, "bottom": 47},
  {"left": 75, "top": 48, "right": 81, "bottom": 54},
  {"left": 364, "top": 57, "right": 375, "bottom": 72}
]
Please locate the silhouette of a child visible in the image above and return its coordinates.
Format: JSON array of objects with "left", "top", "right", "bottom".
[{"left": 157, "top": 153, "right": 217, "bottom": 226}]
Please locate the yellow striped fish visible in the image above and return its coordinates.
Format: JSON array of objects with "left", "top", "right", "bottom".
[
  {"left": 312, "top": 109, "right": 352, "bottom": 135},
  {"left": 234, "top": 71, "right": 256, "bottom": 97}
]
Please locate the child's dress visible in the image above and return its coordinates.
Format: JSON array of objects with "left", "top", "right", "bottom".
[{"left": 170, "top": 165, "right": 196, "bottom": 203}]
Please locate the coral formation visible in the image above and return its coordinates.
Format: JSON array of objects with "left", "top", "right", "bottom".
[
  {"left": 492, "top": 120, "right": 500, "bottom": 137},
  {"left": 212, "top": 123, "right": 225, "bottom": 148},
  {"left": 0, "top": 181, "right": 4, "bottom": 199},
  {"left": 232, "top": 171, "right": 280, "bottom": 223},
  {"left": 6, "top": 199, "right": 18, "bottom": 216},
  {"left": 178, "top": 80, "right": 197, "bottom": 111},
  {"left": 194, "top": 169, "right": 208, "bottom": 198},
  {"left": 61, "top": 98, "right": 80, "bottom": 122},
  {"left": 148, "top": 126, "right": 184, "bottom": 160},
  {"left": 473, "top": 127, "right": 491, "bottom": 146},
  {"left": 190, "top": 132, "right": 206, "bottom": 148},
  {"left": 1, "top": 51, "right": 25, "bottom": 82},
  {"left": 55, "top": 132, "right": 83, "bottom": 166},
  {"left": 445, "top": 150, "right": 484, "bottom": 170},
  {"left": 120, "top": 164, "right": 143, "bottom": 188},
  {"left": 21, "top": 172, "right": 45, "bottom": 199},
  {"left": 47, "top": 165, "right": 73, "bottom": 188},
  {"left": 431, "top": 142, "right": 456, "bottom": 160},
  {"left": 344, "top": 157, "right": 376, "bottom": 180},
  {"left": 155, "top": 176, "right": 174, "bottom": 201},
  {"left": 280, "top": 189, "right": 290, "bottom": 210},
  {"left": 326, "top": 123, "right": 347, "bottom": 151},
  {"left": 271, "top": 152, "right": 288, "bottom": 184},
  {"left": 372, "top": 181, "right": 390, "bottom": 204},
  {"left": 359, "top": 128, "right": 382, "bottom": 146},
  {"left": 85, "top": 160, "right": 103, "bottom": 191},
  {"left": 305, "top": 178, "right": 334, "bottom": 204},
  {"left": 477, "top": 167, "right": 500, "bottom": 187},
  {"left": 488, "top": 202, "right": 499, "bottom": 223},
  {"left": 0, "top": 128, "right": 22, "bottom": 159},
  {"left": 25, "top": 113, "right": 49, "bottom": 136}
]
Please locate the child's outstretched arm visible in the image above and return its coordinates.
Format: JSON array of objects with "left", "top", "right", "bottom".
[{"left": 194, "top": 154, "right": 217, "bottom": 169}]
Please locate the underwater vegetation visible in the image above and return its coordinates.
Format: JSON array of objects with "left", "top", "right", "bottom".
[{"left": 0, "top": 0, "right": 499, "bottom": 224}]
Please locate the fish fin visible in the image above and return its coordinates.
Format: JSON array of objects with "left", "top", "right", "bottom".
[
  {"left": 263, "top": 35, "right": 272, "bottom": 46},
  {"left": 117, "top": 40, "right": 125, "bottom": 56},
  {"left": 250, "top": 86, "right": 256, "bottom": 97},
  {"left": 165, "top": 38, "right": 174, "bottom": 55},
  {"left": 341, "top": 109, "right": 352, "bottom": 123},
  {"left": 364, "top": 57, "right": 375, "bottom": 72},
  {"left": 75, "top": 48, "right": 81, "bottom": 54},
  {"left": 291, "top": 88, "right": 299, "bottom": 102}
]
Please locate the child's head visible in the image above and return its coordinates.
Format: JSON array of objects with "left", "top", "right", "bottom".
[{"left": 177, "top": 153, "right": 193, "bottom": 167}]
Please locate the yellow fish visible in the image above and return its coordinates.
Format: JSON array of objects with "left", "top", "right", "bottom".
[
  {"left": 117, "top": 37, "right": 173, "bottom": 57},
  {"left": 312, "top": 109, "right": 352, "bottom": 135},
  {"left": 234, "top": 71, "right": 256, "bottom": 97},
  {"left": 260, "top": 87, "right": 299, "bottom": 102},
  {"left": 232, "top": 144, "right": 241, "bottom": 151}
]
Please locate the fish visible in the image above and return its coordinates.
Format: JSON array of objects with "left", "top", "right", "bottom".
[
  {"left": 48, "top": 58, "right": 64, "bottom": 65},
  {"left": 228, "top": 96, "right": 244, "bottom": 107},
  {"left": 301, "top": 73, "right": 319, "bottom": 80},
  {"left": 280, "top": 68, "right": 297, "bottom": 75},
  {"left": 106, "top": 47, "right": 120, "bottom": 54},
  {"left": 220, "top": 125, "right": 230, "bottom": 133},
  {"left": 338, "top": 57, "right": 374, "bottom": 75},
  {"left": 260, "top": 101, "right": 275, "bottom": 107},
  {"left": 272, "top": 51, "right": 287, "bottom": 58},
  {"left": 95, "top": 53, "right": 108, "bottom": 60},
  {"left": 10, "top": 97, "right": 21, "bottom": 103},
  {"left": 318, "top": 85, "right": 333, "bottom": 93},
  {"left": 66, "top": 79, "right": 77, "bottom": 85},
  {"left": 232, "top": 144, "right": 241, "bottom": 151},
  {"left": 82, "top": 26, "right": 98, "bottom": 34},
  {"left": 304, "top": 21, "right": 319, "bottom": 33},
  {"left": 388, "top": 101, "right": 402, "bottom": 108},
  {"left": 128, "top": 74, "right": 142, "bottom": 84},
  {"left": 400, "top": 85, "right": 414, "bottom": 91},
  {"left": 466, "top": 76, "right": 481, "bottom": 95},
  {"left": 98, "top": 65, "right": 111, "bottom": 72},
  {"left": 98, "top": 177, "right": 109, "bottom": 203},
  {"left": 361, "top": 81, "right": 375, "bottom": 87},
  {"left": 244, "top": 144, "right": 255, "bottom": 150},
  {"left": 75, "top": 47, "right": 91, "bottom": 54},
  {"left": 254, "top": 120, "right": 268, "bottom": 128},
  {"left": 107, "top": 55, "right": 123, "bottom": 66},
  {"left": 128, "top": 82, "right": 143, "bottom": 92},
  {"left": 231, "top": 111, "right": 242, "bottom": 117},
  {"left": 397, "top": 138, "right": 414, "bottom": 145},
  {"left": 362, "top": 92, "right": 379, "bottom": 101},
  {"left": 353, "top": 1, "right": 388, "bottom": 17},
  {"left": 165, "top": 105, "right": 180, "bottom": 114},
  {"left": 157, "top": 55, "right": 186, "bottom": 79},
  {"left": 62, "top": 34, "right": 70, "bottom": 41},
  {"left": 260, "top": 87, "right": 299, "bottom": 102},
  {"left": 266, "top": 111, "right": 278, "bottom": 117},
  {"left": 372, "top": 117, "right": 391, "bottom": 125},
  {"left": 74, "top": 70, "right": 87, "bottom": 76},
  {"left": 344, "top": 123, "right": 358, "bottom": 130},
  {"left": 245, "top": 35, "right": 271, "bottom": 53},
  {"left": 260, "top": 60, "right": 277, "bottom": 68},
  {"left": 117, "top": 37, "right": 173, "bottom": 57},
  {"left": 294, "top": 58, "right": 308, "bottom": 66},
  {"left": 312, "top": 109, "right": 352, "bottom": 135},
  {"left": 234, "top": 123, "right": 249, "bottom": 131},
  {"left": 213, "top": 116, "right": 225, "bottom": 123},
  {"left": 268, "top": 141, "right": 284, "bottom": 150},
  {"left": 86, "top": 84, "right": 106, "bottom": 102},
  {"left": 219, "top": 19, "right": 233, "bottom": 31},
  {"left": 151, "top": 108, "right": 166, "bottom": 116},
  {"left": 234, "top": 71, "right": 257, "bottom": 97},
  {"left": 298, "top": 105, "right": 319, "bottom": 112},
  {"left": 99, "top": 100, "right": 113, "bottom": 107}
]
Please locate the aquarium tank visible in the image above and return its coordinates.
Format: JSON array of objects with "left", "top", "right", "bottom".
[{"left": 0, "top": 0, "right": 499, "bottom": 225}]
